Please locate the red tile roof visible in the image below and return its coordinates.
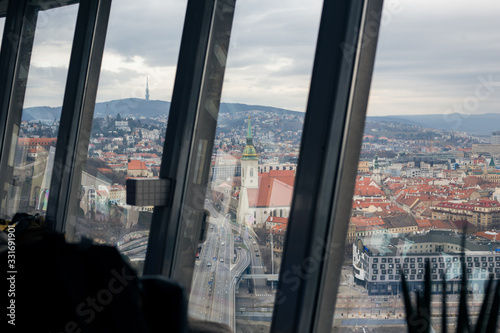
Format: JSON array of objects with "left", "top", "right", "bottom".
[
  {"left": 475, "top": 231, "right": 500, "bottom": 241},
  {"left": 18, "top": 138, "right": 57, "bottom": 146},
  {"left": 128, "top": 160, "right": 148, "bottom": 170},
  {"left": 430, "top": 219, "right": 456, "bottom": 230},
  {"left": 266, "top": 216, "right": 288, "bottom": 224},
  {"left": 247, "top": 171, "right": 295, "bottom": 208}
]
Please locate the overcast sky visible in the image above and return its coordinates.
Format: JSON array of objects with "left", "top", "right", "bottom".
[{"left": 2, "top": 0, "right": 500, "bottom": 116}]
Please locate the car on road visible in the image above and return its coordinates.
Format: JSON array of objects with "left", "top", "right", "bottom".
[
  {"left": 207, "top": 262, "right": 212, "bottom": 267},
  {"left": 252, "top": 241, "right": 256, "bottom": 245},
  {"left": 254, "top": 248, "right": 258, "bottom": 252},
  {"left": 221, "top": 242, "right": 225, "bottom": 246},
  {"left": 220, "top": 258, "right": 224, "bottom": 262},
  {"left": 256, "top": 253, "right": 259, "bottom": 257}
]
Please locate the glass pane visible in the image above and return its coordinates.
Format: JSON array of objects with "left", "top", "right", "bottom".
[
  {"left": 0, "top": 5, "right": 78, "bottom": 219},
  {"left": 65, "top": 0, "right": 186, "bottom": 274},
  {"left": 335, "top": 0, "right": 500, "bottom": 331},
  {"left": 0, "top": 16, "right": 5, "bottom": 52},
  {"left": 187, "top": 1, "right": 323, "bottom": 331}
]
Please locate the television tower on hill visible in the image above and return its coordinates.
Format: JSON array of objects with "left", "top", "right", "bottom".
[{"left": 145, "top": 76, "right": 150, "bottom": 101}]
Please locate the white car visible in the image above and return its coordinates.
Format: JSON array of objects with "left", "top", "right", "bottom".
[
  {"left": 220, "top": 258, "right": 224, "bottom": 262},
  {"left": 221, "top": 242, "right": 225, "bottom": 246}
]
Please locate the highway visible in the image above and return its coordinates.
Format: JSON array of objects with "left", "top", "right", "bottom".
[
  {"left": 115, "top": 199, "right": 268, "bottom": 330},
  {"left": 188, "top": 202, "right": 252, "bottom": 331}
]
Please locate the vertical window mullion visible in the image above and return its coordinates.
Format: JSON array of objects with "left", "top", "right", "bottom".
[
  {"left": 0, "top": 0, "right": 37, "bottom": 214},
  {"left": 144, "top": 0, "right": 236, "bottom": 296},
  {"left": 144, "top": 0, "right": 219, "bottom": 277},
  {"left": 269, "top": 0, "right": 381, "bottom": 332},
  {"left": 314, "top": 0, "right": 384, "bottom": 331},
  {"left": 45, "top": 0, "right": 111, "bottom": 235}
]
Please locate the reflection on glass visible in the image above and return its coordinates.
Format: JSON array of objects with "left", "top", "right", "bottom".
[
  {"left": 1, "top": 5, "right": 77, "bottom": 219},
  {"left": 187, "top": 1, "right": 322, "bottom": 331},
  {"left": 0, "top": 16, "right": 5, "bottom": 52},
  {"left": 335, "top": 0, "right": 500, "bottom": 331},
  {"left": 66, "top": 0, "right": 186, "bottom": 274}
]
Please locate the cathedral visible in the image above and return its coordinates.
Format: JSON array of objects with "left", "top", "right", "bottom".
[{"left": 237, "top": 117, "right": 295, "bottom": 228}]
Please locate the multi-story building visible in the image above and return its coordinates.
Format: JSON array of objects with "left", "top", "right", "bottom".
[
  {"left": 382, "top": 215, "right": 419, "bottom": 234},
  {"left": 472, "top": 144, "right": 500, "bottom": 155},
  {"left": 491, "top": 131, "right": 500, "bottom": 145},
  {"left": 353, "top": 230, "right": 500, "bottom": 295},
  {"left": 357, "top": 160, "right": 370, "bottom": 174},
  {"left": 431, "top": 200, "right": 500, "bottom": 231},
  {"left": 109, "top": 184, "right": 126, "bottom": 205}
]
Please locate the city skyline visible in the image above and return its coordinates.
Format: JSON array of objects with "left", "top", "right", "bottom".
[{"left": 2, "top": 0, "right": 500, "bottom": 115}]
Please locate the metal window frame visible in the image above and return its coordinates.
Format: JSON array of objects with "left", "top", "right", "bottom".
[
  {"left": 271, "top": 0, "right": 383, "bottom": 332},
  {"left": 45, "top": 0, "right": 111, "bottom": 234},
  {"left": 0, "top": 0, "right": 101, "bottom": 220},
  {"left": 0, "top": 0, "right": 38, "bottom": 217},
  {"left": 144, "top": 0, "right": 236, "bottom": 288}
]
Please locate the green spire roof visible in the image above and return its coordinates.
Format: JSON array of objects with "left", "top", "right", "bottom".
[
  {"left": 242, "top": 116, "right": 257, "bottom": 160},
  {"left": 490, "top": 158, "right": 495, "bottom": 167}
]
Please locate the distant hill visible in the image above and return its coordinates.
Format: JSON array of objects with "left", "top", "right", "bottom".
[
  {"left": 22, "top": 99, "right": 499, "bottom": 135},
  {"left": 22, "top": 98, "right": 302, "bottom": 122},
  {"left": 366, "top": 113, "right": 500, "bottom": 136}
]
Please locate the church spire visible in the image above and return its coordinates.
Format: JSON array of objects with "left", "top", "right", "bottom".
[
  {"left": 246, "top": 116, "right": 253, "bottom": 145},
  {"left": 242, "top": 116, "right": 257, "bottom": 160},
  {"left": 145, "top": 76, "right": 150, "bottom": 101}
]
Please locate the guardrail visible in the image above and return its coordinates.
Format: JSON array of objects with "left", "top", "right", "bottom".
[{"left": 231, "top": 247, "right": 251, "bottom": 332}]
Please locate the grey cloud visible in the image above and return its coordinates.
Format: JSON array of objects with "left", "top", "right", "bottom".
[{"left": 368, "top": 0, "right": 500, "bottom": 115}]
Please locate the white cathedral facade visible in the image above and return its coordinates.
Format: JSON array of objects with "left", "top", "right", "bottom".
[{"left": 237, "top": 117, "right": 294, "bottom": 228}]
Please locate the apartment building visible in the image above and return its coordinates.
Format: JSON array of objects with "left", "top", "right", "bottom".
[{"left": 353, "top": 230, "right": 500, "bottom": 296}]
